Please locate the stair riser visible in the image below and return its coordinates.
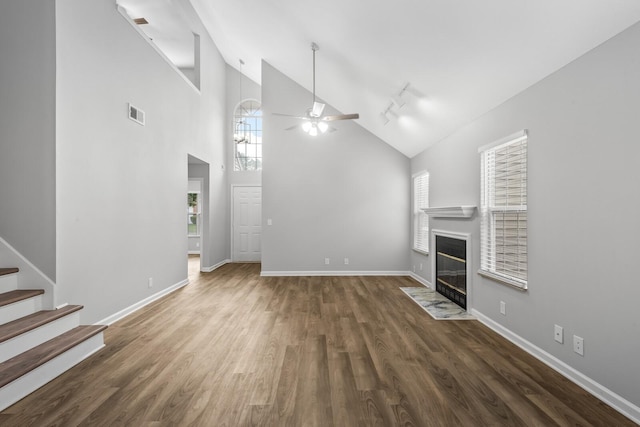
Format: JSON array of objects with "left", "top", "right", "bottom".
[
  {"left": 0, "top": 274, "right": 18, "bottom": 294},
  {"left": 0, "top": 332, "right": 105, "bottom": 412},
  {"left": 0, "top": 295, "right": 43, "bottom": 325},
  {"left": 0, "top": 312, "right": 81, "bottom": 363}
]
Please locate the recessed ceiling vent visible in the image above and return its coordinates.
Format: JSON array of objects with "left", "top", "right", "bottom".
[
  {"left": 128, "top": 103, "right": 145, "bottom": 126},
  {"left": 133, "top": 17, "right": 148, "bottom": 25}
]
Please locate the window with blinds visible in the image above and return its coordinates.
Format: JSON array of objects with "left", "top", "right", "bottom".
[
  {"left": 479, "top": 130, "right": 528, "bottom": 289},
  {"left": 413, "top": 172, "right": 430, "bottom": 254}
]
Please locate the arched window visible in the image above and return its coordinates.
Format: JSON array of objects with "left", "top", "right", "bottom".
[{"left": 233, "top": 100, "right": 262, "bottom": 171}]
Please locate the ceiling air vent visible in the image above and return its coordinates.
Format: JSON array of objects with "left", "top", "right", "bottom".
[
  {"left": 128, "top": 103, "right": 145, "bottom": 126},
  {"left": 133, "top": 17, "right": 148, "bottom": 25}
]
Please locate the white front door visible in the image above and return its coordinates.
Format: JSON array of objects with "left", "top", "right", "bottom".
[{"left": 232, "top": 186, "right": 262, "bottom": 261}]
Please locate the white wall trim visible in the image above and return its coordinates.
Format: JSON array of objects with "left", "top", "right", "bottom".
[
  {"left": 260, "top": 270, "right": 409, "bottom": 277},
  {"left": 472, "top": 309, "right": 640, "bottom": 425},
  {"left": 187, "top": 250, "right": 201, "bottom": 255},
  {"left": 201, "top": 259, "right": 231, "bottom": 273},
  {"left": 95, "top": 279, "right": 189, "bottom": 326},
  {"left": 408, "top": 272, "right": 432, "bottom": 288}
]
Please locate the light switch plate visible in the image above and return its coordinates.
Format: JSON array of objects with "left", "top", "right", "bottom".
[{"left": 554, "top": 325, "right": 563, "bottom": 343}]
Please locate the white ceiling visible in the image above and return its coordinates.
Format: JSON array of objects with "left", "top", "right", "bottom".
[{"left": 122, "top": 0, "right": 640, "bottom": 157}]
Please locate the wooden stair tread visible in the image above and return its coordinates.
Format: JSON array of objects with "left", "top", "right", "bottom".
[
  {"left": 0, "top": 290, "right": 44, "bottom": 308},
  {"left": 0, "top": 268, "right": 19, "bottom": 277},
  {"left": 0, "top": 324, "right": 107, "bottom": 389},
  {"left": 0, "top": 305, "right": 83, "bottom": 343}
]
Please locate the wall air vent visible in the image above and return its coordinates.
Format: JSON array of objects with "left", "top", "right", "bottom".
[
  {"left": 128, "top": 103, "right": 145, "bottom": 126},
  {"left": 133, "top": 17, "right": 149, "bottom": 25}
]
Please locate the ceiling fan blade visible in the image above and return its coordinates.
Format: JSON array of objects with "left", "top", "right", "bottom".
[
  {"left": 272, "top": 112, "right": 310, "bottom": 120},
  {"left": 322, "top": 113, "right": 359, "bottom": 122},
  {"left": 310, "top": 102, "right": 325, "bottom": 117}
]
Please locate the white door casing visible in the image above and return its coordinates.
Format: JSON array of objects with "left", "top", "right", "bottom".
[{"left": 232, "top": 186, "right": 262, "bottom": 261}]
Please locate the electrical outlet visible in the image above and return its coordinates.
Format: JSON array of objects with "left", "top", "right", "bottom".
[
  {"left": 554, "top": 325, "right": 563, "bottom": 343},
  {"left": 573, "top": 335, "right": 584, "bottom": 356},
  {"left": 148, "top": 277, "right": 153, "bottom": 288},
  {"left": 500, "top": 301, "right": 506, "bottom": 315},
  {"left": 344, "top": 258, "right": 349, "bottom": 265},
  {"left": 325, "top": 258, "right": 330, "bottom": 265}
]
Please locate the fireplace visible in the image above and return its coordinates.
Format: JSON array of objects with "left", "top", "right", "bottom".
[{"left": 435, "top": 234, "right": 467, "bottom": 309}]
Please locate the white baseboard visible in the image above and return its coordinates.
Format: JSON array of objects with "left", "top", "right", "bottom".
[
  {"left": 201, "top": 259, "right": 231, "bottom": 273},
  {"left": 472, "top": 309, "right": 640, "bottom": 425},
  {"left": 95, "top": 258, "right": 231, "bottom": 326},
  {"left": 260, "top": 270, "right": 408, "bottom": 277},
  {"left": 187, "top": 251, "right": 201, "bottom": 255},
  {"left": 96, "top": 279, "right": 189, "bottom": 326},
  {"left": 408, "top": 272, "right": 432, "bottom": 288}
]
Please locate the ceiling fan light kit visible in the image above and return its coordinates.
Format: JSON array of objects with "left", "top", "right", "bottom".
[{"left": 273, "top": 42, "right": 359, "bottom": 136}]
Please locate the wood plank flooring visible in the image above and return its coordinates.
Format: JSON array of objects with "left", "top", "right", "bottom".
[{"left": 0, "top": 260, "right": 635, "bottom": 426}]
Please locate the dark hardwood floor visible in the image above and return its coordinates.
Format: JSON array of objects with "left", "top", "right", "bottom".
[{"left": 0, "top": 259, "right": 634, "bottom": 426}]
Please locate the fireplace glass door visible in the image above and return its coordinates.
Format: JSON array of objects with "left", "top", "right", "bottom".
[{"left": 435, "top": 235, "right": 467, "bottom": 309}]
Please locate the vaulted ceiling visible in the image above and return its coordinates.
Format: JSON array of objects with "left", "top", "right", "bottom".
[{"left": 120, "top": 0, "right": 640, "bottom": 157}]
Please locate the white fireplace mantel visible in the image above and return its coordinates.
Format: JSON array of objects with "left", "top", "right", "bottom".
[{"left": 421, "top": 206, "right": 477, "bottom": 218}]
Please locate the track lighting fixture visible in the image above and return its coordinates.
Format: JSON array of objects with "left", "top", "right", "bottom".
[
  {"left": 380, "top": 82, "right": 411, "bottom": 125},
  {"left": 380, "top": 102, "right": 394, "bottom": 125}
]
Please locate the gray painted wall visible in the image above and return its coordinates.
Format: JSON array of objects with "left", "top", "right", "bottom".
[
  {"left": 262, "top": 62, "right": 410, "bottom": 273},
  {"left": 0, "top": 0, "right": 56, "bottom": 280},
  {"left": 411, "top": 22, "right": 640, "bottom": 409},
  {"left": 55, "top": 0, "right": 228, "bottom": 324}
]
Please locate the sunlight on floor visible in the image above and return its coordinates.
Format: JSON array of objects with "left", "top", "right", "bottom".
[{"left": 188, "top": 254, "right": 200, "bottom": 277}]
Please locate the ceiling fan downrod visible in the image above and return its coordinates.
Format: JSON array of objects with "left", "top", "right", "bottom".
[{"left": 311, "top": 42, "right": 318, "bottom": 106}]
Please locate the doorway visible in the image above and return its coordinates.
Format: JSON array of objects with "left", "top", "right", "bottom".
[
  {"left": 232, "top": 186, "right": 262, "bottom": 262},
  {"left": 188, "top": 155, "right": 209, "bottom": 272}
]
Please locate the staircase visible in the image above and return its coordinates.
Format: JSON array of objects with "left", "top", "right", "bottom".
[{"left": 0, "top": 267, "right": 107, "bottom": 411}]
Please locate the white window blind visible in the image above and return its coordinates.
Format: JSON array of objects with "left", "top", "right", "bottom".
[
  {"left": 413, "top": 172, "right": 429, "bottom": 253},
  {"left": 479, "top": 131, "right": 528, "bottom": 289}
]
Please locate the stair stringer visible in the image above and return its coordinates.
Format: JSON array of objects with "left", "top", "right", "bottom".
[{"left": 0, "top": 236, "right": 55, "bottom": 309}]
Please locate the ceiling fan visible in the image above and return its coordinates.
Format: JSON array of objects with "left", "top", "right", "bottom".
[{"left": 273, "top": 42, "right": 359, "bottom": 136}]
